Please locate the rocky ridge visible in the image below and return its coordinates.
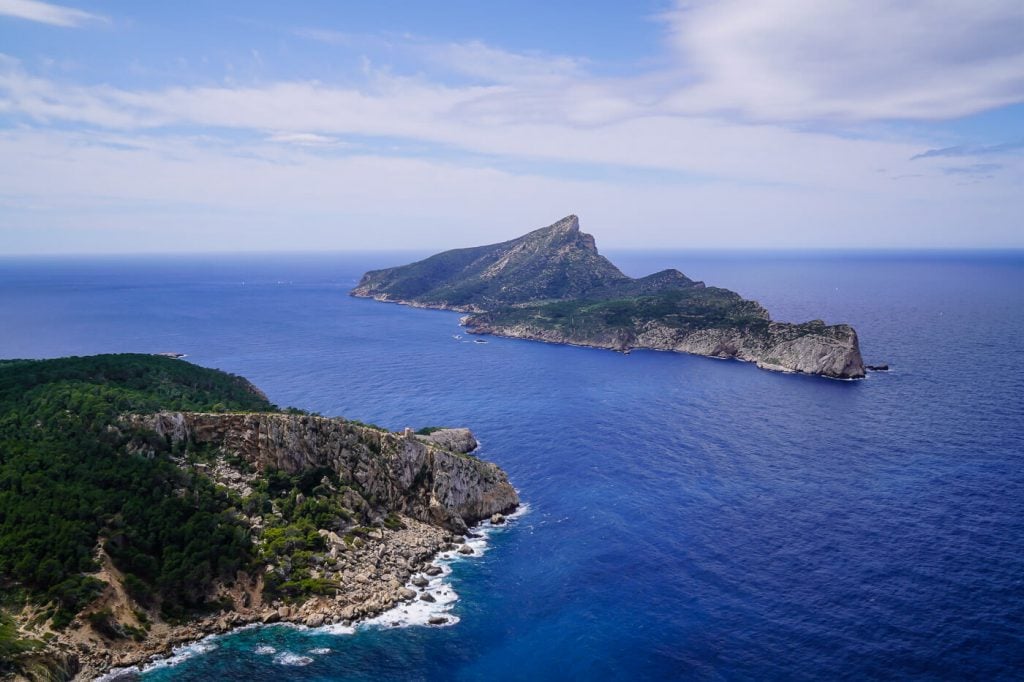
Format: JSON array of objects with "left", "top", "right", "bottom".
[
  {"left": 351, "top": 215, "right": 865, "bottom": 379},
  {"left": 131, "top": 412, "right": 517, "bottom": 533}
]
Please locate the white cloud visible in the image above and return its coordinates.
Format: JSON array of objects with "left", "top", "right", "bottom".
[
  {"left": 0, "top": 56, "right": 943, "bottom": 192},
  {"left": 265, "top": 131, "right": 343, "bottom": 146},
  {"left": 420, "top": 40, "right": 584, "bottom": 86},
  {"left": 0, "top": 0, "right": 104, "bottom": 27},
  {"left": 2, "top": 5, "right": 1024, "bottom": 252},
  {"left": 662, "top": 0, "right": 1024, "bottom": 120},
  {"left": 0, "top": 126, "right": 1020, "bottom": 254}
]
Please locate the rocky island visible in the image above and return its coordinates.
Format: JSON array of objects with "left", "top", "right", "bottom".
[
  {"left": 0, "top": 355, "right": 517, "bottom": 680},
  {"left": 351, "top": 215, "right": 865, "bottom": 379}
]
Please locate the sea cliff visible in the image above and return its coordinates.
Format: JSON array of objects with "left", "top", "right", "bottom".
[{"left": 132, "top": 412, "right": 517, "bottom": 534}]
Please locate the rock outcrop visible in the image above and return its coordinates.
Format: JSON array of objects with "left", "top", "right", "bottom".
[
  {"left": 418, "top": 427, "right": 478, "bottom": 454},
  {"left": 131, "top": 412, "right": 518, "bottom": 532},
  {"left": 351, "top": 215, "right": 866, "bottom": 379},
  {"left": 464, "top": 317, "right": 864, "bottom": 380}
]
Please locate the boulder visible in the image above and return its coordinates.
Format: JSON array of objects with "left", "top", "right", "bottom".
[
  {"left": 457, "top": 544, "right": 474, "bottom": 555},
  {"left": 490, "top": 513, "right": 506, "bottom": 525}
]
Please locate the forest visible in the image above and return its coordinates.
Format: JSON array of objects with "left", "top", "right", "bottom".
[{"left": 0, "top": 354, "right": 274, "bottom": 638}]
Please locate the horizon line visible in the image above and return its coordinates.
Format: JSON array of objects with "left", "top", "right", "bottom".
[{"left": 2, "top": 246, "right": 1024, "bottom": 258}]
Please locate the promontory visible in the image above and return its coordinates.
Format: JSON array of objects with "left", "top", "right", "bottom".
[
  {"left": 351, "top": 215, "right": 865, "bottom": 379},
  {"left": 0, "top": 354, "right": 517, "bottom": 680}
]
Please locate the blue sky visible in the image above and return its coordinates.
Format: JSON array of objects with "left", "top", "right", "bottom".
[{"left": 1, "top": 0, "right": 1022, "bottom": 253}]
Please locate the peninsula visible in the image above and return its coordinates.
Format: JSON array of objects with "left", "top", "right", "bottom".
[
  {"left": 0, "top": 355, "right": 517, "bottom": 680},
  {"left": 351, "top": 215, "right": 865, "bottom": 379}
]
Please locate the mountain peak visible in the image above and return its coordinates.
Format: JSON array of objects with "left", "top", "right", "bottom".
[
  {"left": 547, "top": 214, "right": 579, "bottom": 232},
  {"left": 352, "top": 214, "right": 626, "bottom": 309}
]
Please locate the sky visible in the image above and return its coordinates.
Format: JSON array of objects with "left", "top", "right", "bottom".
[{"left": 0, "top": 0, "right": 1022, "bottom": 253}]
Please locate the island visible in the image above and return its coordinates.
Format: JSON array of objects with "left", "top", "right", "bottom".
[
  {"left": 351, "top": 215, "right": 865, "bottom": 379},
  {"left": 0, "top": 354, "right": 517, "bottom": 680}
]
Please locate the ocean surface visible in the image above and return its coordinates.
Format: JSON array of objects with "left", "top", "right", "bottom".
[{"left": 1, "top": 250, "right": 1023, "bottom": 681}]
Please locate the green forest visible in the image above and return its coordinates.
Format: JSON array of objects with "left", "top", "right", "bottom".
[{"left": 0, "top": 354, "right": 274, "bottom": 652}]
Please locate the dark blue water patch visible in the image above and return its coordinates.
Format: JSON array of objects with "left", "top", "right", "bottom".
[{"left": 2, "top": 251, "right": 1023, "bottom": 680}]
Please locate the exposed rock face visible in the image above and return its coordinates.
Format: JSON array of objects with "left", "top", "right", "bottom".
[
  {"left": 351, "top": 215, "right": 866, "bottom": 379},
  {"left": 465, "top": 318, "right": 864, "bottom": 380},
  {"left": 419, "top": 427, "right": 478, "bottom": 454},
  {"left": 131, "top": 412, "right": 518, "bottom": 532},
  {"left": 351, "top": 215, "right": 630, "bottom": 311},
  {"left": 70, "top": 516, "right": 455, "bottom": 679}
]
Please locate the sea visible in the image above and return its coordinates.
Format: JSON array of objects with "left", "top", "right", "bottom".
[{"left": 1, "top": 250, "right": 1022, "bottom": 681}]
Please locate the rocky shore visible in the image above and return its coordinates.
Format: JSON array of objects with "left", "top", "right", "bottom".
[
  {"left": 462, "top": 316, "right": 865, "bottom": 379},
  {"left": 10, "top": 414, "right": 517, "bottom": 681},
  {"left": 81, "top": 515, "right": 473, "bottom": 680}
]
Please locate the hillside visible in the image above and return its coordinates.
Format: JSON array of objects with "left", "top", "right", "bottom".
[
  {"left": 0, "top": 354, "right": 517, "bottom": 679},
  {"left": 351, "top": 216, "right": 865, "bottom": 379},
  {"left": 352, "top": 215, "right": 632, "bottom": 311}
]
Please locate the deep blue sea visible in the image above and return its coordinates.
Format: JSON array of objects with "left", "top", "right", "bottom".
[{"left": 2, "top": 251, "right": 1023, "bottom": 681}]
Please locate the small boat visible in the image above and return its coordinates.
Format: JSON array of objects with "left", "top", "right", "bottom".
[
  {"left": 453, "top": 334, "right": 462, "bottom": 340},
  {"left": 474, "top": 339, "right": 488, "bottom": 344}
]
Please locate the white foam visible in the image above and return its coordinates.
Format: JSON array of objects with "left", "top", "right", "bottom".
[
  {"left": 97, "top": 635, "right": 219, "bottom": 681},
  {"left": 274, "top": 651, "right": 314, "bottom": 666},
  {"left": 354, "top": 501, "right": 530, "bottom": 632},
  {"left": 318, "top": 622, "right": 356, "bottom": 636},
  {"left": 105, "top": 503, "right": 531, "bottom": 677}
]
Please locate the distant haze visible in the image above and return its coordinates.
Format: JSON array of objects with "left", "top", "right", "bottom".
[{"left": 1, "top": 0, "right": 1022, "bottom": 253}]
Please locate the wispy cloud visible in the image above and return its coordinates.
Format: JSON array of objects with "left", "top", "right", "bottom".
[
  {"left": 912, "top": 140, "right": 1024, "bottom": 160},
  {"left": 2, "top": 1, "right": 1023, "bottom": 251},
  {"left": 0, "top": 56, "right": 930, "bottom": 191},
  {"left": 419, "top": 40, "right": 585, "bottom": 86},
  {"left": 661, "top": 0, "right": 1024, "bottom": 121},
  {"left": 265, "top": 131, "right": 343, "bottom": 147},
  {"left": 941, "top": 163, "right": 1003, "bottom": 176},
  {"left": 0, "top": 0, "right": 105, "bottom": 27}
]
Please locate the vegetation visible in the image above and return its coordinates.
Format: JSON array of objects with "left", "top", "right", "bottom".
[
  {"left": 354, "top": 216, "right": 773, "bottom": 337},
  {"left": 353, "top": 216, "right": 631, "bottom": 308},
  {"left": 0, "top": 354, "right": 274, "bottom": 635},
  {"left": 253, "top": 467, "right": 372, "bottom": 601},
  {"left": 0, "top": 612, "right": 42, "bottom": 676},
  {"left": 474, "top": 287, "right": 771, "bottom": 338}
]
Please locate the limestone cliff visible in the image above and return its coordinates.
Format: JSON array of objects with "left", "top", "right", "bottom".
[
  {"left": 464, "top": 317, "right": 864, "bottom": 380},
  {"left": 351, "top": 215, "right": 866, "bottom": 379},
  {"left": 131, "top": 412, "right": 518, "bottom": 533}
]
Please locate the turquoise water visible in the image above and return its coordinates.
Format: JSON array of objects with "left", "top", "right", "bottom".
[{"left": 1, "top": 251, "right": 1022, "bottom": 680}]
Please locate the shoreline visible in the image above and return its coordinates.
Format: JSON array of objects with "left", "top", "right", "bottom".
[
  {"left": 349, "top": 292, "right": 864, "bottom": 380},
  {"left": 97, "top": 504, "right": 527, "bottom": 680}
]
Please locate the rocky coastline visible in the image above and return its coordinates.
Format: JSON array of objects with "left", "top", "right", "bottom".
[
  {"left": 85, "top": 514, "right": 493, "bottom": 680},
  {"left": 11, "top": 413, "right": 518, "bottom": 681},
  {"left": 461, "top": 316, "right": 865, "bottom": 380}
]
